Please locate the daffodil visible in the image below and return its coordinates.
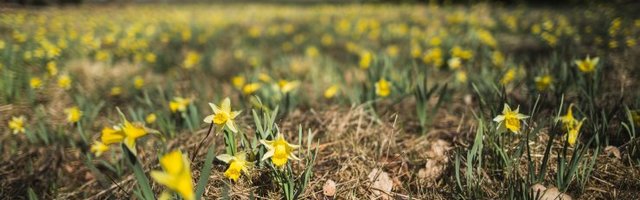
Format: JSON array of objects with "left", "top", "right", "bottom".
[
  {"left": 375, "top": 78, "right": 391, "bottom": 97},
  {"left": 575, "top": 56, "right": 599, "bottom": 73},
  {"left": 324, "top": 85, "right": 340, "bottom": 99},
  {"left": 493, "top": 103, "right": 529, "bottom": 133},
  {"left": 121, "top": 121, "right": 148, "bottom": 153},
  {"left": 557, "top": 104, "right": 577, "bottom": 130},
  {"left": 8, "top": 116, "right": 26, "bottom": 134},
  {"left": 260, "top": 134, "right": 300, "bottom": 168},
  {"left": 217, "top": 152, "right": 252, "bottom": 182},
  {"left": 277, "top": 79, "right": 300, "bottom": 93},
  {"left": 110, "top": 87, "right": 122, "bottom": 96},
  {"left": 534, "top": 75, "right": 553, "bottom": 91},
  {"left": 64, "top": 106, "right": 82, "bottom": 123},
  {"left": 204, "top": 97, "right": 241, "bottom": 133},
  {"left": 242, "top": 83, "right": 262, "bottom": 95},
  {"left": 183, "top": 51, "right": 200, "bottom": 70},
  {"left": 232, "top": 75, "right": 245, "bottom": 89},
  {"left": 146, "top": 113, "right": 157, "bottom": 124},
  {"left": 30, "top": 77, "right": 43, "bottom": 89},
  {"left": 500, "top": 68, "right": 516, "bottom": 85},
  {"left": 169, "top": 97, "right": 191, "bottom": 113},
  {"left": 57, "top": 74, "right": 72, "bottom": 90},
  {"left": 150, "top": 150, "right": 194, "bottom": 200},
  {"left": 567, "top": 119, "right": 585, "bottom": 146},
  {"left": 90, "top": 141, "right": 110, "bottom": 157},
  {"left": 134, "top": 76, "right": 144, "bottom": 89},
  {"left": 359, "top": 51, "right": 372, "bottom": 69},
  {"left": 448, "top": 57, "right": 462, "bottom": 69}
]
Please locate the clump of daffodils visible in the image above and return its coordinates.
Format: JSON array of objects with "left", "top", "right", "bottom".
[
  {"left": 203, "top": 97, "right": 241, "bottom": 133},
  {"left": 493, "top": 103, "right": 529, "bottom": 134},
  {"left": 90, "top": 112, "right": 156, "bottom": 156},
  {"left": 150, "top": 150, "right": 194, "bottom": 200},
  {"left": 260, "top": 133, "right": 300, "bottom": 168},
  {"left": 557, "top": 104, "right": 586, "bottom": 146}
]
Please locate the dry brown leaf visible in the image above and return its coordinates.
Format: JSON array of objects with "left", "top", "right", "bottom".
[
  {"left": 604, "top": 146, "right": 621, "bottom": 160},
  {"left": 540, "top": 187, "right": 572, "bottom": 200},
  {"left": 530, "top": 183, "right": 547, "bottom": 195},
  {"left": 368, "top": 168, "right": 393, "bottom": 200},
  {"left": 323, "top": 179, "right": 337, "bottom": 197}
]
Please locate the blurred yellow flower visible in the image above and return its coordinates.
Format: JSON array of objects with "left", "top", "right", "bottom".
[
  {"left": 305, "top": 46, "right": 319, "bottom": 58},
  {"left": 492, "top": 51, "right": 505, "bottom": 68},
  {"left": 534, "top": 75, "right": 553, "bottom": 91},
  {"left": 145, "top": 52, "right": 157, "bottom": 63},
  {"left": 150, "top": 150, "right": 194, "bottom": 200},
  {"left": 493, "top": 103, "right": 529, "bottom": 134},
  {"left": 8, "top": 116, "right": 26, "bottom": 134},
  {"left": 203, "top": 97, "right": 241, "bottom": 133},
  {"left": 232, "top": 75, "right": 245, "bottom": 89},
  {"left": 500, "top": 68, "right": 516, "bottom": 85},
  {"left": 47, "top": 61, "right": 58, "bottom": 76},
  {"left": 324, "top": 85, "right": 340, "bottom": 99},
  {"left": 183, "top": 51, "right": 201, "bottom": 69},
  {"left": 90, "top": 141, "right": 109, "bottom": 157},
  {"left": 217, "top": 152, "right": 252, "bottom": 182},
  {"left": 57, "top": 74, "right": 72, "bottom": 90},
  {"left": 448, "top": 57, "right": 462, "bottom": 70},
  {"left": 169, "top": 97, "right": 191, "bottom": 113},
  {"left": 567, "top": 119, "right": 585, "bottom": 146},
  {"left": 134, "top": 76, "right": 145, "bottom": 89},
  {"left": 64, "top": 106, "right": 82, "bottom": 123},
  {"left": 278, "top": 79, "right": 300, "bottom": 93},
  {"left": 146, "top": 113, "right": 157, "bottom": 124},
  {"left": 30, "top": 77, "right": 43, "bottom": 89},
  {"left": 258, "top": 73, "right": 272, "bottom": 82},
  {"left": 375, "top": 78, "right": 391, "bottom": 97},
  {"left": 260, "top": 134, "right": 300, "bottom": 168},
  {"left": 455, "top": 71, "right": 467, "bottom": 83},
  {"left": 242, "top": 83, "right": 262, "bottom": 95},
  {"left": 575, "top": 56, "right": 599, "bottom": 73},
  {"left": 110, "top": 87, "right": 122, "bottom": 96},
  {"left": 359, "top": 51, "right": 372, "bottom": 69}
]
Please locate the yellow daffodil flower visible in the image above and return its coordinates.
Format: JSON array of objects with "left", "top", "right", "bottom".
[
  {"left": 90, "top": 141, "right": 109, "bottom": 157},
  {"left": 456, "top": 71, "right": 467, "bottom": 83},
  {"left": 30, "top": 77, "right": 43, "bottom": 89},
  {"left": 375, "top": 78, "right": 391, "bottom": 97},
  {"left": 183, "top": 51, "right": 200, "bottom": 70},
  {"left": 203, "top": 97, "right": 241, "bottom": 133},
  {"left": 169, "top": 97, "right": 191, "bottom": 113},
  {"left": 278, "top": 80, "right": 300, "bottom": 93},
  {"left": 232, "top": 75, "right": 245, "bottom": 89},
  {"left": 146, "top": 113, "right": 157, "bottom": 124},
  {"left": 110, "top": 87, "right": 122, "bottom": 96},
  {"left": 567, "top": 119, "right": 585, "bottom": 146},
  {"left": 242, "top": 83, "right": 262, "bottom": 95},
  {"left": 217, "top": 152, "right": 252, "bottom": 182},
  {"left": 151, "top": 150, "right": 194, "bottom": 200},
  {"left": 359, "top": 51, "right": 372, "bottom": 69},
  {"left": 8, "top": 116, "right": 26, "bottom": 134},
  {"left": 500, "top": 68, "right": 516, "bottom": 85},
  {"left": 260, "top": 134, "right": 300, "bottom": 168},
  {"left": 575, "top": 56, "right": 599, "bottom": 73},
  {"left": 324, "top": 85, "right": 340, "bottom": 99},
  {"left": 134, "top": 76, "right": 145, "bottom": 89},
  {"left": 57, "top": 74, "right": 72, "bottom": 90},
  {"left": 448, "top": 57, "right": 462, "bottom": 70},
  {"left": 534, "top": 75, "right": 553, "bottom": 91},
  {"left": 493, "top": 103, "right": 529, "bottom": 133},
  {"left": 64, "top": 106, "right": 82, "bottom": 123},
  {"left": 557, "top": 104, "right": 578, "bottom": 130}
]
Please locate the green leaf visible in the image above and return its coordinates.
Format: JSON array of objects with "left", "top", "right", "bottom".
[{"left": 195, "top": 144, "right": 216, "bottom": 200}]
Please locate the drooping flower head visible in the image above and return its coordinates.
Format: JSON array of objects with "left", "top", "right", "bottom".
[
  {"left": 203, "top": 97, "right": 241, "bottom": 133},
  {"left": 260, "top": 133, "right": 300, "bottom": 168},
  {"left": 217, "top": 152, "right": 252, "bottom": 182},
  {"left": 493, "top": 103, "right": 529, "bottom": 134},
  {"left": 150, "top": 150, "right": 194, "bottom": 200}
]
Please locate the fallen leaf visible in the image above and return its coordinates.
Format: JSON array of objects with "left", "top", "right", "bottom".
[
  {"left": 604, "top": 146, "right": 621, "bottom": 159},
  {"left": 530, "top": 183, "right": 547, "bottom": 196},
  {"left": 368, "top": 168, "right": 392, "bottom": 200},
  {"left": 540, "top": 187, "right": 572, "bottom": 200},
  {"left": 323, "top": 179, "right": 337, "bottom": 197}
]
